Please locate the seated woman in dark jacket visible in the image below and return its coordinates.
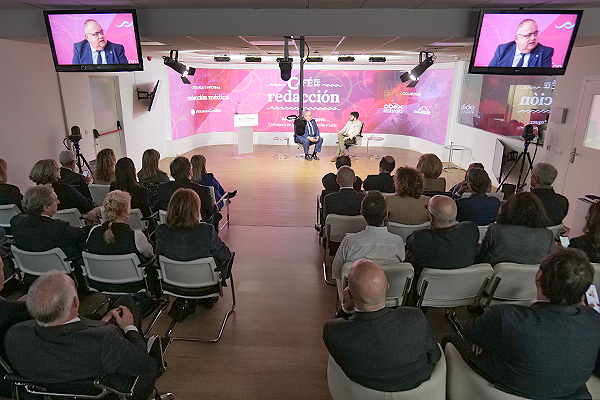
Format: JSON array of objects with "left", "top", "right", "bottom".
[
  {"left": 191, "top": 154, "right": 236, "bottom": 210},
  {"left": 478, "top": 192, "right": 553, "bottom": 265},
  {"left": 110, "top": 157, "right": 151, "bottom": 218},
  {"left": 138, "top": 149, "right": 169, "bottom": 212},
  {"left": 0, "top": 158, "right": 23, "bottom": 210},
  {"left": 570, "top": 201, "right": 600, "bottom": 263}
]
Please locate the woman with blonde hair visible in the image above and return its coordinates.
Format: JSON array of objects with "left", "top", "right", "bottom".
[
  {"left": 416, "top": 153, "right": 446, "bottom": 192},
  {"left": 138, "top": 149, "right": 169, "bottom": 184},
  {"left": 94, "top": 148, "right": 116, "bottom": 185},
  {"left": 191, "top": 154, "right": 236, "bottom": 209}
]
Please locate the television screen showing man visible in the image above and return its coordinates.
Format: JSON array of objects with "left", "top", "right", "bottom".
[
  {"left": 73, "top": 19, "right": 127, "bottom": 65},
  {"left": 488, "top": 19, "right": 554, "bottom": 68}
]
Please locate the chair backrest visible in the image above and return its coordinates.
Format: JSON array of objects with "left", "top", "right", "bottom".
[
  {"left": 477, "top": 225, "right": 488, "bottom": 243},
  {"left": 11, "top": 245, "right": 72, "bottom": 276},
  {"left": 324, "top": 214, "right": 367, "bottom": 243},
  {"left": 158, "top": 255, "right": 220, "bottom": 289},
  {"left": 159, "top": 210, "right": 167, "bottom": 224},
  {"left": 461, "top": 192, "right": 505, "bottom": 201},
  {"left": 486, "top": 263, "right": 539, "bottom": 305},
  {"left": 387, "top": 221, "right": 431, "bottom": 242},
  {"left": 88, "top": 184, "right": 110, "bottom": 207},
  {"left": 101, "top": 207, "right": 147, "bottom": 231},
  {"left": 592, "top": 263, "right": 600, "bottom": 289},
  {"left": 52, "top": 208, "right": 85, "bottom": 228},
  {"left": 417, "top": 264, "right": 494, "bottom": 308},
  {"left": 81, "top": 251, "right": 145, "bottom": 286},
  {"left": 0, "top": 204, "right": 20, "bottom": 228},
  {"left": 327, "top": 344, "right": 446, "bottom": 400},
  {"left": 445, "top": 342, "right": 528, "bottom": 400},
  {"left": 547, "top": 223, "right": 564, "bottom": 240}
]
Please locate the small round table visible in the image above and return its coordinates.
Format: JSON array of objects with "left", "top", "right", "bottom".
[
  {"left": 443, "top": 142, "right": 466, "bottom": 172},
  {"left": 366, "top": 136, "right": 385, "bottom": 159},
  {"left": 272, "top": 136, "right": 290, "bottom": 159}
]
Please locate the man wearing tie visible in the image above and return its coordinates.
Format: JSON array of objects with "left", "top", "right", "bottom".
[
  {"left": 72, "top": 19, "right": 128, "bottom": 65},
  {"left": 488, "top": 19, "right": 554, "bottom": 68},
  {"left": 298, "top": 110, "right": 323, "bottom": 161}
]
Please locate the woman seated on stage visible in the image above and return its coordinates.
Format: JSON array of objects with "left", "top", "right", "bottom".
[
  {"left": 0, "top": 158, "right": 22, "bottom": 210},
  {"left": 191, "top": 154, "right": 236, "bottom": 209},
  {"left": 138, "top": 149, "right": 170, "bottom": 184},
  {"left": 93, "top": 148, "right": 116, "bottom": 185},
  {"left": 416, "top": 153, "right": 446, "bottom": 193},
  {"left": 385, "top": 166, "right": 430, "bottom": 225},
  {"left": 570, "top": 201, "right": 600, "bottom": 263},
  {"left": 110, "top": 157, "right": 151, "bottom": 218},
  {"left": 478, "top": 192, "right": 553, "bottom": 265}
]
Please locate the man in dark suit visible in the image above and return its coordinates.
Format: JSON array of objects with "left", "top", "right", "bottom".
[
  {"left": 296, "top": 110, "right": 323, "bottom": 160},
  {"left": 530, "top": 162, "right": 569, "bottom": 226},
  {"left": 323, "top": 259, "right": 441, "bottom": 391},
  {"left": 72, "top": 19, "right": 128, "bottom": 65},
  {"left": 455, "top": 168, "right": 500, "bottom": 226},
  {"left": 444, "top": 248, "right": 600, "bottom": 399},
  {"left": 363, "top": 156, "right": 395, "bottom": 193},
  {"left": 58, "top": 150, "right": 92, "bottom": 201},
  {"left": 488, "top": 19, "right": 554, "bottom": 68},
  {"left": 323, "top": 166, "right": 365, "bottom": 222},
  {"left": 5, "top": 271, "right": 158, "bottom": 400}
]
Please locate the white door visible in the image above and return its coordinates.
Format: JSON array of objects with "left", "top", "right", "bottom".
[
  {"left": 562, "top": 77, "right": 600, "bottom": 236},
  {"left": 89, "top": 76, "right": 126, "bottom": 160}
]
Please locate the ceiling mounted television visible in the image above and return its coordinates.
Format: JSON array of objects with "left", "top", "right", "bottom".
[
  {"left": 44, "top": 9, "right": 143, "bottom": 72},
  {"left": 469, "top": 10, "right": 582, "bottom": 76}
]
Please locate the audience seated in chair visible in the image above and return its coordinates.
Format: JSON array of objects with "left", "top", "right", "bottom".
[
  {"left": 138, "top": 149, "right": 170, "bottom": 212},
  {"left": 0, "top": 158, "right": 23, "bottom": 210},
  {"left": 93, "top": 148, "right": 116, "bottom": 185},
  {"left": 455, "top": 168, "right": 500, "bottom": 226},
  {"left": 570, "top": 201, "right": 600, "bottom": 263},
  {"left": 530, "top": 162, "right": 569, "bottom": 226},
  {"left": 59, "top": 150, "right": 93, "bottom": 201},
  {"left": 322, "top": 155, "right": 363, "bottom": 196},
  {"left": 386, "top": 166, "right": 430, "bottom": 225},
  {"left": 363, "top": 156, "right": 395, "bottom": 193},
  {"left": 332, "top": 191, "right": 404, "bottom": 282},
  {"left": 443, "top": 248, "right": 600, "bottom": 400},
  {"left": 478, "top": 192, "right": 553, "bottom": 265},
  {"left": 323, "top": 166, "right": 365, "bottom": 226},
  {"left": 110, "top": 157, "right": 152, "bottom": 218},
  {"left": 417, "top": 153, "right": 446, "bottom": 193},
  {"left": 323, "top": 259, "right": 441, "bottom": 392},
  {"left": 191, "top": 154, "right": 236, "bottom": 210},
  {"left": 4, "top": 270, "right": 160, "bottom": 400}
]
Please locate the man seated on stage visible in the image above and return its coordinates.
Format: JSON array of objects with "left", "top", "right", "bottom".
[
  {"left": 455, "top": 167, "right": 500, "bottom": 226},
  {"left": 323, "top": 166, "right": 365, "bottom": 224},
  {"left": 5, "top": 271, "right": 159, "bottom": 400},
  {"left": 363, "top": 156, "right": 395, "bottom": 193},
  {"left": 444, "top": 248, "right": 600, "bottom": 399},
  {"left": 73, "top": 19, "right": 128, "bottom": 65},
  {"left": 323, "top": 259, "right": 441, "bottom": 392},
  {"left": 58, "top": 150, "right": 93, "bottom": 201},
  {"left": 530, "top": 162, "right": 569, "bottom": 226},
  {"left": 332, "top": 111, "right": 363, "bottom": 161},
  {"left": 332, "top": 191, "right": 404, "bottom": 283},
  {"left": 488, "top": 19, "right": 554, "bottom": 68},
  {"left": 297, "top": 111, "right": 323, "bottom": 161}
]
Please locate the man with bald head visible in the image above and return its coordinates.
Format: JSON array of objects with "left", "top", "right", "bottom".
[
  {"left": 406, "top": 195, "right": 479, "bottom": 271},
  {"left": 72, "top": 19, "right": 128, "bottom": 64},
  {"left": 323, "top": 259, "right": 440, "bottom": 391},
  {"left": 488, "top": 19, "right": 554, "bottom": 68},
  {"left": 323, "top": 166, "right": 366, "bottom": 222}
]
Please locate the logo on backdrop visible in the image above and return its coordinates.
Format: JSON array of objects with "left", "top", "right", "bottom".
[
  {"left": 460, "top": 104, "right": 476, "bottom": 114},
  {"left": 413, "top": 106, "right": 431, "bottom": 116},
  {"left": 383, "top": 103, "right": 404, "bottom": 113},
  {"left": 115, "top": 21, "right": 134, "bottom": 28}
]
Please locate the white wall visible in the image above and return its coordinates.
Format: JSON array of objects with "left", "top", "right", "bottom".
[{"left": 0, "top": 38, "right": 67, "bottom": 191}]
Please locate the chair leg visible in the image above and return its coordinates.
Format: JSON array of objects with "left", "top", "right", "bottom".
[
  {"left": 143, "top": 297, "right": 170, "bottom": 336},
  {"left": 90, "top": 296, "right": 112, "bottom": 315},
  {"left": 446, "top": 308, "right": 466, "bottom": 340},
  {"left": 416, "top": 279, "right": 429, "bottom": 308}
]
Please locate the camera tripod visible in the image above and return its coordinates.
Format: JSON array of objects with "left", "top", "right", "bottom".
[{"left": 498, "top": 139, "right": 535, "bottom": 194}]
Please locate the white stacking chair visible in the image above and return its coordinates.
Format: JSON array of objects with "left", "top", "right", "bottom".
[
  {"left": 327, "top": 344, "right": 446, "bottom": 400},
  {"left": 461, "top": 192, "right": 504, "bottom": 200},
  {"left": 323, "top": 214, "right": 367, "bottom": 284},
  {"left": 101, "top": 207, "right": 150, "bottom": 231},
  {"left": 88, "top": 184, "right": 110, "bottom": 207},
  {"left": 387, "top": 221, "right": 430, "bottom": 243},
  {"left": 52, "top": 207, "right": 86, "bottom": 228},
  {"left": 158, "top": 210, "right": 167, "bottom": 224},
  {"left": 445, "top": 342, "right": 529, "bottom": 400},
  {"left": 484, "top": 262, "right": 539, "bottom": 306},
  {"left": 0, "top": 204, "right": 19, "bottom": 231},
  {"left": 587, "top": 374, "right": 600, "bottom": 399},
  {"left": 547, "top": 223, "right": 564, "bottom": 240},
  {"left": 11, "top": 245, "right": 73, "bottom": 279},
  {"left": 477, "top": 225, "right": 489, "bottom": 243}
]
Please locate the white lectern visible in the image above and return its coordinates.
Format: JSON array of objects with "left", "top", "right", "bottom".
[{"left": 234, "top": 113, "right": 258, "bottom": 159}]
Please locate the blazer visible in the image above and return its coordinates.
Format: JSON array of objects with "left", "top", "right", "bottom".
[
  {"left": 303, "top": 119, "right": 320, "bottom": 138},
  {"left": 363, "top": 172, "right": 394, "bottom": 193},
  {"left": 478, "top": 223, "right": 554, "bottom": 265},
  {"left": 53, "top": 182, "right": 95, "bottom": 214},
  {"left": 0, "top": 183, "right": 22, "bottom": 210},
  {"left": 455, "top": 192, "right": 500, "bottom": 226},
  {"left": 109, "top": 183, "right": 152, "bottom": 218},
  {"left": 323, "top": 188, "right": 365, "bottom": 221},
  {"left": 72, "top": 40, "right": 128, "bottom": 64},
  {"left": 488, "top": 41, "right": 554, "bottom": 68},
  {"left": 531, "top": 187, "right": 569, "bottom": 226},
  {"left": 60, "top": 167, "right": 92, "bottom": 201},
  {"left": 156, "top": 178, "right": 216, "bottom": 222},
  {"left": 385, "top": 195, "right": 430, "bottom": 225}
]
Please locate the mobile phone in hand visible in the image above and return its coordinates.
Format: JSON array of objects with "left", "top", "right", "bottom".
[
  {"left": 559, "top": 236, "right": 570, "bottom": 247},
  {"left": 82, "top": 170, "right": 89, "bottom": 177},
  {"left": 585, "top": 284, "right": 600, "bottom": 313}
]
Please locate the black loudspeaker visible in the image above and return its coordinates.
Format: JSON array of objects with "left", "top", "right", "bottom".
[{"left": 279, "top": 61, "right": 292, "bottom": 81}]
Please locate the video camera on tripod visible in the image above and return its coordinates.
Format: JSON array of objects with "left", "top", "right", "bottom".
[{"left": 64, "top": 125, "right": 92, "bottom": 175}]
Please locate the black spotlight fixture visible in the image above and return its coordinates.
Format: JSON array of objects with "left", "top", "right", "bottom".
[
  {"left": 245, "top": 56, "right": 262, "bottom": 62},
  {"left": 163, "top": 50, "right": 195, "bottom": 84},
  {"left": 214, "top": 56, "right": 230, "bottom": 62},
  {"left": 369, "top": 56, "right": 386, "bottom": 63},
  {"left": 338, "top": 56, "right": 355, "bottom": 62},
  {"left": 400, "top": 51, "right": 435, "bottom": 85},
  {"left": 306, "top": 56, "right": 323, "bottom": 62},
  {"left": 279, "top": 36, "right": 293, "bottom": 81},
  {"left": 407, "top": 79, "right": 419, "bottom": 88}
]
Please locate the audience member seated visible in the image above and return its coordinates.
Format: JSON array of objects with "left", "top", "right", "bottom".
[
  {"left": 570, "top": 201, "right": 600, "bottom": 263},
  {"left": 157, "top": 156, "right": 216, "bottom": 225},
  {"left": 443, "top": 248, "right": 600, "bottom": 399},
  {"left": 363, "top": 156, "right": 395, "bottom": 193},
  {"left": 416, "top": 153, "right": 446, "bottom": 193},
  {"left": 58, "top": 150, "right": 93, "bottom": 201},
  {"left": 138, "top": 148, "right": 170, "bottom": 184},
  {"left": 191, "top": 154, "right": 237, "bottom": 210},
  {"left": 478, "top": 192, "right": 553, "bottom": 265},
  {"left": 455, "top": 168, "right": 500, "bottom": 226},
  {"left": 530, "top": 162, "right": 569, "bottom": 226},
  {"left": 322, "top": 155, "right": 363, "bottom": 195},
  {"left": 385, "top": 166, "right": 430, "bottom": 225},
  {"left": 323, "top": 166, "right": 366, "bottom": 223},
  {"left": 332, "top": 191, "right": 405, "bottom": 281},
  {"left": 11, "top": 185, "right": 87, "bottom": 264},
  {"left": 0, "top": 158, "right": 23, "bottom": 210},
  {"left": 93, "top": 148, "right": 116, "bottom": 185},
  {"left": 29, "top": 159, "right": 98, "bottom": 218},
  {"left": 5, "top": 271, "right": 159, "bottom": 400},
  {"left": 449, "top": 163, "right": 488, "bottom": 198},
  {"left": 110, "top": 157, "right": 152, "bottom": 218},
  {"left": 323, "top": 259, "right": 441, "bottom": 391},
  {"left": 406, "top": 195, "right": 479, "bottom": 271}
]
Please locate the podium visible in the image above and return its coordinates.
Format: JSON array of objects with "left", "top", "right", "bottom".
[{"left": 234, "top": 113, "right": 258, "bottom": 159}]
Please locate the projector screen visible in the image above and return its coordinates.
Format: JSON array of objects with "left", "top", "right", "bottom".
[{"left": 168, "top": 67, "right": 454, "bottom": 145}]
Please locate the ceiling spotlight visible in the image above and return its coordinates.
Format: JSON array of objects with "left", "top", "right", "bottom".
[
  {"left": 163, "top": 50, "right": 195, "bottom": 84},
  {"left": 279, "top": 36, "right": 293, "bottom": 81},
  {"left": 400, "top": 51, "right": 435, "bottom": 85},
  {"left": 306, "top": 56, "right": 323, "bottom": 62},
  {"left": 407, "top": 79, "right": 419, "bottom": 88},
  {"left": 338, "top": 56, "right": 355, "bottom": 62},
  {"left": 214, "top": 56, "right": 230, "bottom": 62},
  {"left": 245, "top": 56, "right": 262, "bottom": 63},
  {"left": 369, "top": 57, "right": 386, "bottom": 63}
]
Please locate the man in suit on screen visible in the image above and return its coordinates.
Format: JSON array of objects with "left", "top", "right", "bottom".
[
  {"left": 72, "top": 19, "right": 128, "bottom": 65},
  {"left": 488, "top": 19, "right": 554, "bottom": 68}
]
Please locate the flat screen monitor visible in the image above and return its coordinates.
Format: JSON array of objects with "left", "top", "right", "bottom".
[
  {"left": 469, "top": 10, "right": 582, "bottom": 76},
  {"left": 44, "top": 9, "right": 143, "bottom": 72}
]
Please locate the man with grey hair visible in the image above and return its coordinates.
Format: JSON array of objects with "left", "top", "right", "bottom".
[
  {"left": 530, "top": 162, "right": 569, "bottom": 226},
  {"left": 5, "top": 271, "right": 158, "bottom": 400},
  {"left": 59, "top": 150, "right": 92, "bottom": 201},
  {"left": 406, "top": 195, "right": 479, "bottom": 271}
]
